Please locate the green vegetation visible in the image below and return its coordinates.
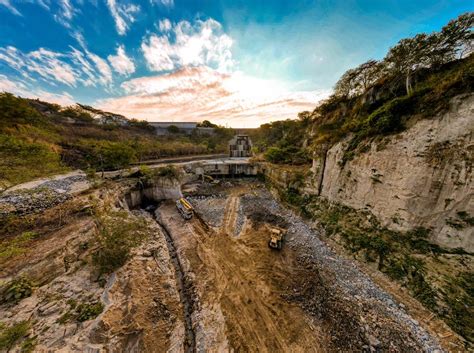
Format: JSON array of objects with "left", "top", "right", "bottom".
[
  {"left": 58, "top": 300, "right": 104, "bottom": 324},
  {"left": 92, "top": 207, "right": 149, "bottom": 275},
  {"left": 269, "top": 177, "right": 473, "bottom": 343},
  {"left": 76, "top": 302, "right": 104, "bottom": 321},
  {"left": 250, "top": 112, "right": 313, "bottom": 165},
  {"left": 0, "top": 92, "right": 234, "bottom": 186},
  {"left": 252, "top": 13, "right": 473, "bottom": 166},
  {"left": 0, "top": 321, "right": 30, "bottom": 351},
  {"left": 20, "top": 336, "right": 37, "bottom": 353},
  {"left": 0, "top": 231, "right": 39, "bottom": 260},
  {"left": 443, "top": 272, "right": 474, "bottom": 342},
  {"left": 1, "top": 277, "right": 34, "bottom": 304}
]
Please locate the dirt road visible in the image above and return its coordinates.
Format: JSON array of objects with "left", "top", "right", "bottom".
[{"left": 154, "top": 180, "right": 443, "bottom": 352}]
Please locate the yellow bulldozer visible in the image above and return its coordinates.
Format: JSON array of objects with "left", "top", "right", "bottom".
[{"left": 268, "top": 226, "right": 285, "bottom": 250}]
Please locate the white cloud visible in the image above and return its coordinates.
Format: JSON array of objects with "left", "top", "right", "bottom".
[
  {"left": 0, "top": 0, "right": 22, "bottom": 16},
  {"left": 0, "top": 74, "right": 75, "bottom": 106},
  {"left": 150, "top": 0, "right": 173, "bottom": 8},
  {"left": 53, "top": 0, "right": 77, "bottom": 28},
  {"left": 97, "top": 66, "right": 330, "bottom": 127},
  {"left": 107, "top": 45, "right": 135, "bottom": 76},
  {"left": 0, "top": 45, "right": 115, "bottom": 88},
  {"left": 141, "top": 18, "right": 234, "bottom": 73},
  {"left": 106, "top": 0, "right": 140, "bottom": 35},
  {"left": 87, "top": 51, "right": 113, "bottom": 85},
  {"left": 71, "top": 31, "right": 87, "bottom": 49},
  {"left": 27, "top": 48, "right": 77, "bottom": 86},
  {"left": 158, "top": 18, "right": 172, "bottom": 32}
]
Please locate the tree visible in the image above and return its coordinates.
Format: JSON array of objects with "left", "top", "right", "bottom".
[
  {"left": 355, "top": 60, "right": 384, "bottom": 92},
  {"left": 440, "top": 12, "right": 474, "bottom": 60},
  {"left": 334, "top": 67, "right": 360, "bottom": 97},
  {"left": 198, "top": 120, "right": 217, "bottom": 128},
  {"left": 297, "top": 111, "right": 312, "bottom": 126},
  {"left": 385, "top": 34, "right": 430, "bottom": 95},
  {"left": 334, "top": 60, "right": 384, "bottom": 98},
  {"left": 167, "top": 125, "right": 180, "bottom": 134}
]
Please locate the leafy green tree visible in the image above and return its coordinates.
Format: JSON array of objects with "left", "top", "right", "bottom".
[
  {"left": 197, "top": 120, "right": 218, "bottom": 128},
  {"left": 334, "top": 67, "right": 360, "bottom": 97},
  {"left": 167, "top": 125, "right": 180, "bottom": 134},
  {"left": 440, "top": 12, "right": 474, "bottom": 60},
  {"left": 385, "top": 34, "right": 430, "bottom": 94}
]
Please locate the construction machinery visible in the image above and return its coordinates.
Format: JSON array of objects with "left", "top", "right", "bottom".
[
  {"left": 268, "top": 226, "right": 285, "bottom": 250},
  {"left": 176, "top": 197, "right": 194, "bottom": 220}
]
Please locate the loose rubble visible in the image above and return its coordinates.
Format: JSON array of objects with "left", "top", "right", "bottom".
[
  {"left": 240, "top": 186, "right": 443, "bottom": 352},
  {"left": 0, "top": 173, "right": 89, "bottom": 216}
]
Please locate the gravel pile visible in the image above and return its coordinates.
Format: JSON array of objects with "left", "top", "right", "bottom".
[
  {"left": 0, "top": 174, "right": 87, "bottom": 216},
  {"left": 188, "top": 195, "right": 227, "bottom": 228},
  {"left": 240, "top": 187, "right": 443, "bottom": 352}
]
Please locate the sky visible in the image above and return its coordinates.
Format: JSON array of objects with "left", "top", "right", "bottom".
[{"left": 0, "top": 0, "right": 472, "bottom": 127}]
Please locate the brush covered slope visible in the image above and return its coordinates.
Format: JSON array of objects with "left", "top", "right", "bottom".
[{"left": 0, "top": 94, "right": 233, "bottom": 189}]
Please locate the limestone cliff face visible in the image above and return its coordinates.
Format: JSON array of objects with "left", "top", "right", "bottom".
[{"left": 313, "top": 94, "right": 474, "bottom": 251}]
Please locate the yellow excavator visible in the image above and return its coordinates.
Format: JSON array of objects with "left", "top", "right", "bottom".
[{"left": 268, "top": 226, "right": 285, "bottom": 250}]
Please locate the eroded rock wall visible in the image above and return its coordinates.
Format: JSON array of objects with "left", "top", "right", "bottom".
[{"left": 315, "top": 94, "right": 474, "bottom": 251}]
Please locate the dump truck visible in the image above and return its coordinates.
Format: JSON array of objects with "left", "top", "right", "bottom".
[
  {"left": 176, "top": 197, "right": 194, "bottom": 220},
  {"left": 268, "top": 227, "right": 285, "bottom": 250}
]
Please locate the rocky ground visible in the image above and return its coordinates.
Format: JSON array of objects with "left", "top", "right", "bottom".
[
  {"left": 240, "top": 186, "right": 442, "bottom": 351},
  {"left": 0, "top": 172, "right": 90, "bottom": 216},
  {"left": 159, "top": 179, "right": 446, "bottom": 352},
  {"left": 0, "top": 177, "right": 460, "bottom": 352}
]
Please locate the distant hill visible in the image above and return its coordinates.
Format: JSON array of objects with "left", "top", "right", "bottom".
[{"left": 0, "top": 95, "right": 233, "bottom": 188}]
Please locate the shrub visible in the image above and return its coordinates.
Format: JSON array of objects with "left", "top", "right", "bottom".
[
  {"left": 0, "top": 321, "right": 30, "bottom": 351},
  {"left": 1, "top": 277, "right": 34, "bottom": 304},
  {"left": 264, "top": 147, "right": 290, "bottom": 164},
  {"left": 93, "top": 209, "right": 148, "bottom": 275},
  {"left": 156, "top": 165, "right": 179, "bottom": 179},
  {"left": 76, "top": 302, "right": 104, "bottom": 322}
]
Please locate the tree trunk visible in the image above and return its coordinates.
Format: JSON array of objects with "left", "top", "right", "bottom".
[{"left": 405, "top": 71, "right": 412, "bottom": 95}]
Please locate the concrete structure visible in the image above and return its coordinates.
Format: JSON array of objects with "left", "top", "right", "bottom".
[
  {"left": 229, "top": 135, "right": 252, "bottom": 157},
  {"left": 194, "top": 158, "right": 259, "bottom": 177}
]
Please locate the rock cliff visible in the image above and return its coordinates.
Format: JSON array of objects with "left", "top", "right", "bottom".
[{"left": 311, "top": 93, "right": 473, "bottom": 251}]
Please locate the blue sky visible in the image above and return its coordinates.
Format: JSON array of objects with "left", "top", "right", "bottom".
[{"left": 0, "top": 0, "right": 472, "bottom": 127}]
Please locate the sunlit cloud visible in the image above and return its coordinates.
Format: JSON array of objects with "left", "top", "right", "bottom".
[
  {"left": 108, "top": 45, "right": 135, "bottom": 76},
  {"left": 142, "top": 18, "right": 234, "bottom": 73},
  {"left": 96, "top": 66, "right": 329, "bottom": 127}
]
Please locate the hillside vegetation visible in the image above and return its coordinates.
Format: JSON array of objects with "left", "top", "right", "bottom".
[
  {"left": 0, "top": 95, "right": 233, "bottom": 188},
  {"left": 252, "top": 13, "right": 473, "bottom": 164}
]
